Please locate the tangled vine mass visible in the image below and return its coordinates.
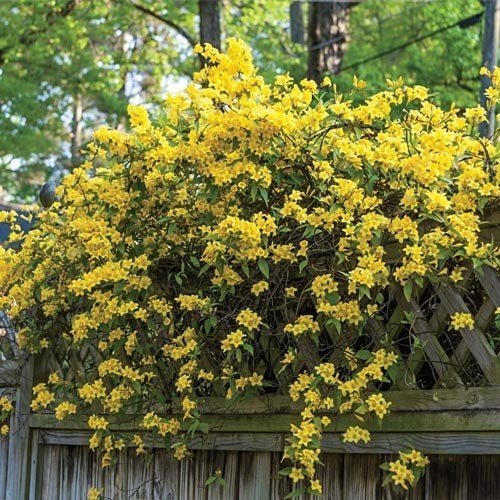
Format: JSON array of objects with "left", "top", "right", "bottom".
[{"left": 1, "top": 40, "right": 499, "bottom": 496}]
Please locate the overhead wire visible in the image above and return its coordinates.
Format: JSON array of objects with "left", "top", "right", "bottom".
[{"left": 337, "top": 11, "right": 483, "bottom": 73}]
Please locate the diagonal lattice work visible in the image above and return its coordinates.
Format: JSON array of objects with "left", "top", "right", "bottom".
[{"left": 23, "top": 263, "right": 500, "bottom": 399}]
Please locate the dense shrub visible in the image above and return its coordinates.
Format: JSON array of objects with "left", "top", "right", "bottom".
[{"left": 1, "top": 40, "right": 499, "bottom": 495}]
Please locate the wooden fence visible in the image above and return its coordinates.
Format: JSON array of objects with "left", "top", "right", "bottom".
[
  {"left": 1, "top": 209, "right": 500, "bottom": 499},
  {"left": 2, "top": 432, "right": 500, "bottom": 499}
]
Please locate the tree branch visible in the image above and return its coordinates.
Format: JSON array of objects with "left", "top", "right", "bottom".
[{"left": 128, "top": 1, "right": 196, "bottom": 47}]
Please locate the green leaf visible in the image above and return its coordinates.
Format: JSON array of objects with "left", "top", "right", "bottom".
[
  {"left": 258, "top": 187, "right": 269, "bottom": 205},
  {"left": 381, "top": 473, "right": 393, "bottom": 487},
  {"left": 242, "top": 343, "right": 254, "bottom": 355},
  {"left": 285, "top": 488, "right": 307, "bottom": 498},
  {"left": 205, "top": 476, "right": 217, "bottom": 486},
  {"left": 355, "top": 350, "right": 373, "bottom": 360},
  {"left": 258, "top": 258, "right": 270, "bottom": 278},
  {"left": 278, "top": 467, "right": 293, "bottom": 476},
  {"left": 241, "top": 262, "right": 250, "bottom": 277},
  {"left": 299, "top": 260, "right": 308, "bottom": 273},
  {"left": 403, "top": 280, "right": 413, "bottom": 302}
]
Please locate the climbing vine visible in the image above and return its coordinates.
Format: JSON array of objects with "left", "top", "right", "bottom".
[{"left": 0, "top": 40, "right": 499, "bottom": 497}]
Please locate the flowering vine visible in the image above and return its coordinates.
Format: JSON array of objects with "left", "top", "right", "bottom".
[{"left": 0, "top": 40, "right": 499, "bottom": 497}]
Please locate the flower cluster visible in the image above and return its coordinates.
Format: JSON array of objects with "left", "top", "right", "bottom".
[
  {"left": 0, "top": 396, "right": 14, "bottom": 436},
  {"left": 382, "top": 449, "right": 430, "bottom": 490},
  {"left": 0, "top": 39, "right": 498, "bottom": 496}
]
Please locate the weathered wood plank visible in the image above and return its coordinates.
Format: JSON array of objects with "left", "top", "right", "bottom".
[
  {"left": 6, "top": 356, "right": 33, "bottom": 500},
  {"left": 32, "top": 409, "right": 500, "bottom": 434},
  {"left": 343, "top": 454, "right": 380, "bottom": 500},
  {"left": 427, "top": 455, "right": 468, "bottom": 499},
  {"left": 0, "top": 432, "right": 8, "bottom": 499},
  {"left": 30, "top": 387, "right": 500, "bottom": 428},
  {"left": 178, "top": 450, "right": 209, "bottom": 500},
  {"left": 153, "top": 449, "right": 180, "bottom": 500},
  {"left": 238, "top": 451, "right": 271, "bottom": 500},
  {"left": 204, "top": 450, "right": 239, "bottom": 500},
  {"left": 317, "top": 453, "right": 343, "bottom": 499},
  {"left": 475, "top": 265, "right": 500, "bottom": 308},
  {"left": 28, "top": 429, "right": 39, "bottom": 500},
  {"left": 270, "top": 451, "right": 295, "bottom": 500},
  {"left": 466, "top": 455, "right": 500, "bottom": 500},
  {"left": 38, "top": 430, "right": 500, "bottom": 455}
]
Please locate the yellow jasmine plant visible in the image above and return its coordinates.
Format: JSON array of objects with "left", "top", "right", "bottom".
[
  {"left": 0, "top": 396, "right": 14, "bottom": 436},
  {"left": 0, "top": 39, "right": 499, "bottom": 497}
]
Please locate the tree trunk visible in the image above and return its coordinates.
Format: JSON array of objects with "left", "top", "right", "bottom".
[
  {"left": 479, "top": 0, "right": 499, "bottom": 137},
  {"left": 199, "top": 0, "right": 221, "bottom": 66},
  {"left": 70, "top": 93, "right": 83, "bottom": 167},
  {"left": 307, "top": 1, "right": 352, "bottom": 83}
]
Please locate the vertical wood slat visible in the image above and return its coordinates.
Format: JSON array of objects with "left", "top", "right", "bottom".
[
  {"left": 467, "top": 455, "right": 500, "bottom": 500},
  {"left": 238, "top": 451, "right": 271, "bottom": 500},
  {"left": 204, "top": 450, "right": 239, "bottom": 500},
  {"left": 427, "top": 455, "right": 468, "bottom": 499},
  {"left": 28, "top": 429, "right": 39, "bottom": 500},
  {"left": 27, "top": 446, "right": 500, "bottom": 500},
  {"left": 0, "top": 432, "right": 9, "bottom": 499},
  {"left": 178, "top": 450, "right": 209, "bottom": 500},
  {"left": 343, "top": 454, "right": 380, "bottom": 500},
  {"left": 6, "top": 356, "right": 33, "bottom": 500},
  {"left": 270, "top": 451, "right": 293, "bottom": 500},
  {"left": 153, "top": 449, "right": 180, "bottom": 500}
]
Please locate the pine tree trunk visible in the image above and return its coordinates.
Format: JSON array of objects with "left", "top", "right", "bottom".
[{"left": 307, "top": 1, "right": 352, "bottom": 83}]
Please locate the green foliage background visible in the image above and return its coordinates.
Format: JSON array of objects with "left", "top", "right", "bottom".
[{"left": 0, "top": 0, "right": 485, "bottom": 200}]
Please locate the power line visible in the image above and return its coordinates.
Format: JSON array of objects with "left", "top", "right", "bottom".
[{"left": 338, "top": 11, "right": 483, "bottom": 73}]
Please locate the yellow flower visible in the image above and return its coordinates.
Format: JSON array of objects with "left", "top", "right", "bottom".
[
  {"left": 251, "top": 280, "right": 269, "bottom": 296},
  {"left": 310, "top": 478, "right": 322, "bottom": 493},
  {"left": 284, "top": 315, "right": 320, "bottom": 336},
  {"left": 342, "top": 426, "right": 371, "bottom": 444},
  {"left": 450, "top": 312, "right": 474, "bottom": 331},
  {"left": 399, "top": 449, "right": 430, "bottom": 467},
  {"left": 87, "top": 487, "right": 102, "bottom": 500},
  {"left": 221, "top": 329, "right": 245, "bottom": 352},
  {"left": 88, "top": 415, "right": 108, "bottom": 430},
  {"left": 289, "top": 467, "right": 305, "bottom": 483},
  {"left": 236, "top": 308, "right": 262, "bottom": 331},
  {"left": 54, "top": 401, "right": 77, "bottom": 421},
  {"left": 388, "top": 459, "right": 415, "bottom": 490},
  {"left": 366, "top": 393, "right": 391, "bottom": 419},
  {"left": 173, "top": 443, "right": 188, "bottom": 460},
  {"left": 248, "top": 372, "right": 264, "bottom": 387},
  {"left": 282, "top": 351, "right": 296, "bottom": 365},
  {"left": 133, "top": 434, "right": 145, "bottom": 454}
]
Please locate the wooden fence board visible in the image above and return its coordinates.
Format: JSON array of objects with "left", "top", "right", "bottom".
[
  {"left": 343, "top": 454, "right": 380, "bottom": 500},
  {"left": 153, "top": 450, "right": 180, "bottom": 500},
  {"left": 427, "top": 455, "right": 468, "bottom": 500},
  {"left": 0, "top": 434, "right": 9, "bottom": 499},
  {"left": 238, "top": 451, "right": 271, "bottom": 500},
  {"left": 23, "top": 445, "right": 500, "bottom": 500},
  {"left": 466, "top": 455, "right": 500, "bottom": 500}
]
